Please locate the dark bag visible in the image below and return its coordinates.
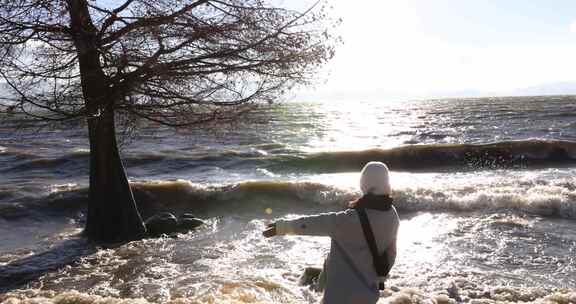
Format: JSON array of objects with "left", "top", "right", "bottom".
[{"left": 356, "top": 208, "right": 391, "bottom": 290}]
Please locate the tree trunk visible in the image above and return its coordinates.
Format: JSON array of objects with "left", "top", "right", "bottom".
[
  {"left": 67, "top": 0, "right": 146, "bottom": 242},
  {"left": 84, "top": 107, "right": 146, "bottom": 242}
]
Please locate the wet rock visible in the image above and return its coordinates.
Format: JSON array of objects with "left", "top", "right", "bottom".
[
  {"left": 181, "top": 213, "right": 197, "bottom": 219},
  {"left": 447, "top": 282, "right": 462, "bottom": 302},
  {"left": 179, "top": 215, "right": 205, "bottom": 230},
  {"left": 144, "top": 212, "right": 205, "bottom": 237},
  {"left": 299, "top": 267, "right": 322, "bottom": 286},
  {"left": 144, "top": 212, "right": 179, "bottom": 237}
]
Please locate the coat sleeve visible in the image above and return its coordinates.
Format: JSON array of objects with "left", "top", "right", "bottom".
[{"left": 275, "top": 211, "right": 352, "bottom": 237}]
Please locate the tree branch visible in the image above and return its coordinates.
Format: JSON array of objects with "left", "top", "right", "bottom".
[{"left": 101, "top": 0, "right": 210, "bottom": 45}]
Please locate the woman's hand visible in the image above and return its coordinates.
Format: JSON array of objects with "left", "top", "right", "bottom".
[
  {"left": 347, "top": 198, "right": 359, "bottom": 209},
  {"left": 262, "top": 223, "right": 277, "bottom": 238}
]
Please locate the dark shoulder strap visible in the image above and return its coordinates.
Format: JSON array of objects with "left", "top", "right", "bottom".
[
  {"left": 356, "top": 208, "right": 389, "bottom": 277},
  {"left": 357, "top": 208, "right": 380, "bottom": 261}
]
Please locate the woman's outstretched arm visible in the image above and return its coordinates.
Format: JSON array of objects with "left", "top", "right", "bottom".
[{"left": 263, "top": 210, "right": 353, "bottom": 237}]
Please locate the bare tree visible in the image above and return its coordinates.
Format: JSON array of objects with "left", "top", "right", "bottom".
[{"left": 0, "top": 0, "right": 337, "bottom": 242}]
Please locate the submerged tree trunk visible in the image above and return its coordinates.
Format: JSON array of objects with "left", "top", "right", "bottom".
[
  {"left": 85, "top": 108, "right": 146, "bottom": 242},
  {"left": 67, "top": 0, "right": 146, "bottom": 242}
]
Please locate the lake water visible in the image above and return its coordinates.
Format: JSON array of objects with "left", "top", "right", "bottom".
[{"left": 1, "top": 96, "right": 576, "bottom": 303}]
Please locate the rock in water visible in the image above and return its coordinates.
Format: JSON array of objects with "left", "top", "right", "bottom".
[
  {"left": 299, "top": 267, "right": 322, "bottom": 286},
  {"left": 144, "top": 212, "right": 206, "bottom": 237},
  {"left": 144, "top": 212, "right": 179, "bottom": 237},
  {"left": 179, "top": 213, "right": 205, "bottom": 230}
]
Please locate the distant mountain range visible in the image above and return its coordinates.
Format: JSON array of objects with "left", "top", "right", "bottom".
[
  {"left": 424, "top": 82, "right": 576, "bottom": 99},
  {"left": 510, "top": 82, "right": 576, "bottom": 96}
]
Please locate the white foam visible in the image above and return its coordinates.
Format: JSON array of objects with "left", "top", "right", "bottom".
[
  {"left": 395, "top": 180, "right": 576, "bottom": 219},
  {"left": 48, "top": 183, "right": 79, "bottom": 194},
  {"left": 70, "top": 148, "right": 89, "bottom": 154},
  {"left": 382, "top": 286, "right": 576, "bottom": 304},
  {"left": 379, "top": 169, "right": 576, "bottom": 219},
  {"left": 2, "top": 210, "right": 574, "bottom": 304},
  {"left": 2, "top": 283, "right": 574, "bottom": 304}
]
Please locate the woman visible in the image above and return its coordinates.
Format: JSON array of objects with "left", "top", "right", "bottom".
[{"left": 263, "top": 161, "right": 400, "bottom": 304}]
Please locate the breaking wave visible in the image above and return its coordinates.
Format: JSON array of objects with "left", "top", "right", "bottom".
[
  {"left": 2, "top": 140, "right": 576, "bottom": 178},
  {"left": 7, "top": 177, "right": 576, "bottom": 221},
  {"left": 280, "top": 139, "right": 576, "bottom": 172}
]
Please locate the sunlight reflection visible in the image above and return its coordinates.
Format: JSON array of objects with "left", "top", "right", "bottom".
[{"left": 302, "top": 100, "right": 424, "bottom": 152}]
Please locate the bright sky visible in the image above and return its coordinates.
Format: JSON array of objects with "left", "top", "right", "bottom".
[{"left": 294, "top": 0, "right": 576, "bottom": 100}]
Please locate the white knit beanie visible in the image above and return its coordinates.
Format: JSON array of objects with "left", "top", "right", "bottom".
[{"left": 359, "top": 161, "right": 391, "bottom": 195}]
